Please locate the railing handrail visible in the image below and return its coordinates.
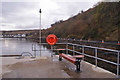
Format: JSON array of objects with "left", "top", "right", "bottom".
[
  {"left": 32, "top": 42, "right": 119, "bottom": 78},
  {"left": 67, "top": 42, "right": 119, "bottom": 52},
  {"left": 33, "top": 42, "right": 119, "bottom": 52},
  {"left": 67, "top": 48, "right": 119, "bottom": 66},
  {"left": 58, "top": 38, "right": 119, "bottom": 45}
]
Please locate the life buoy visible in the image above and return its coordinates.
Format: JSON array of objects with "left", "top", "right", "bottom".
[{"left": 46, "top": 34, "right": 57, "bottom": 45}]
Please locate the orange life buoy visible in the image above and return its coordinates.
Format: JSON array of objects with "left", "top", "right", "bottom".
[{"left": 46, "top": 34, "right": 57, "bottom": 45}]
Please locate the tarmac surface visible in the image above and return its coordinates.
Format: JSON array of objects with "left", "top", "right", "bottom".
[{"left": 0, "top": 55, "right": 117, "bottom": 78}]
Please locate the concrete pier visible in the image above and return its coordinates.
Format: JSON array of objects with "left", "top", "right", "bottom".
[{"left": 0, "top": 55, "right": 116, "bottom": 78}]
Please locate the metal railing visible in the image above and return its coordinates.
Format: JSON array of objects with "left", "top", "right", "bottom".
[
  {"left": 32, "top": 42, "right": 120, "bottom": 78},
  {"left": 67, "top": 43, "right": 119, "bottom": 78},
  {"left": 59, "top": 38, "right": 119, "bottom": 45}
]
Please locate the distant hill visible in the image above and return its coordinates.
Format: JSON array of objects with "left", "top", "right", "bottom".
[{"left": 42, "top": 2, "right": 120, "bottom": 41}]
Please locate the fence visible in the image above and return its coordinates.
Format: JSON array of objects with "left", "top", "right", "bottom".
[{"left": 32, "top": 42, "right": 120, "bottom": 78}]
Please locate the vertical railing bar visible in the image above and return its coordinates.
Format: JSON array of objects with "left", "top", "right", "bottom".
[
  {"left": 32, "top": 44, "right": 36, "bottom": 57},
  {"left": 117, "top": 52, "right": 119, "bottom": 78},
  {"left": 51, "top": 45, "right": 53, "bottom": 57},
  {"left": 66, "top": 42, "right": 68, "bottom": 54},
  {"left": 95, "top": 48, "right": 98, "bottom": 67},
  {"left": 35, "top": 44, "right": 36, "bottom": 57},
  {"left": 73, "top": 44, "right": 75, "bottom": 55},
  {"left": 32, "top": 44, "right": 33, "bottom": 51},
  {"left": 82, "top": 45, "right": 85, "bottom": 60},
  {"left": 32, "top": 44, "right": 34, "bottom": 57},
  {"left": 82, "top": 45, "right": 84, "bottom": 54}
]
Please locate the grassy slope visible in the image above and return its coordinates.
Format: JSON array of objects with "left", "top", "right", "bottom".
[{"left": 42, "top": 2, "right": 120, "bottom": 41}]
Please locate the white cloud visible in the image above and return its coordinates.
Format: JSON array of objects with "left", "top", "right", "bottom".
[
  {"left": 0, "top": 23, "right": 16, "bottom": 30},
  {"left": 0, "top": 0, "right": 101, "bottom": 31},
  {"left": 1, "top": 0, "right": 101, "bottom": 2}
]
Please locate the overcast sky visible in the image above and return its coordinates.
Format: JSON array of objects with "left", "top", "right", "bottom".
[{"left": 0, "top": 0, "right": 102, "bottom": 31}]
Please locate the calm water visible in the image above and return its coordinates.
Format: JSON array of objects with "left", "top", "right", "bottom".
[{"left": 0, "top": 38, "right": 52, "bottom": 57}]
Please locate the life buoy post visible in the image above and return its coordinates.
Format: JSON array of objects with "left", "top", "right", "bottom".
[
  {"left": 46, "top": 34, "right": 57, "bottom": 57},
  {"left": 46, "top": 34, "right": 57, "bottom": 45}
]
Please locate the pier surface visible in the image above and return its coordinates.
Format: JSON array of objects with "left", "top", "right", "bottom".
[{"left": 0, "top": 55, "right": 116, "bottom": 78}]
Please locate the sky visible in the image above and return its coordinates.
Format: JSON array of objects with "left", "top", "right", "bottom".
[{"left": 0, "top": 0, "right": 102, "bottom": 31}]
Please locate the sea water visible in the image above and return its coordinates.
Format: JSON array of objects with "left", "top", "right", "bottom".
[{"left": 0, "top": 38, "right": 52, "bottom": 57}]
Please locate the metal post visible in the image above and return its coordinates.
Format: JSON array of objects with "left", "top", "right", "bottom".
[
  {"left": 32, "top": 44, "right": 33, "bottom": 51},
  {"left": 95, "top": 48, "right": 98, "bottom": 67},
  {"left": 117, "top": 51, "right": 119, "bottom": 78},
  {"left": 32, "top": 44, "right": 36, "bottom": 57},
  {"left": 73, "top": 45, "right": 75, "bottom": 55},
  {"left": 51, "top": 45, "right": 53, "bottom": 57},
  {"left": 82, "top": 46, "right": 84, "bottom": 54},
  {"left": 35, "top": 44, "right": 36, "bottom": 57},
  {"left": 66, "top": 42, "right": 68, "bottom": 54},
  {"left": 39, "top": 9, "right": 42, "bottom": 57},
  {"left": 82, "top": 46, "right": 85, "bottom": 60}
]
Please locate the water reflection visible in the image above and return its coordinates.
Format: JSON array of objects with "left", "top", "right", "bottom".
[{"left": 0, "top": 38, "right": 52, "bottom": 57}]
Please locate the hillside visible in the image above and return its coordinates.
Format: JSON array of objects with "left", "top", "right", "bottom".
[{"left": 42, "top": 2, "right": 120, "bottom": 41}]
